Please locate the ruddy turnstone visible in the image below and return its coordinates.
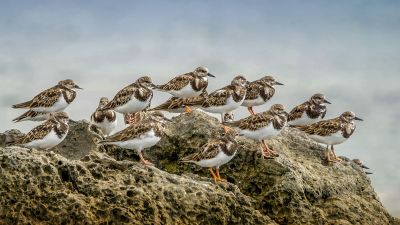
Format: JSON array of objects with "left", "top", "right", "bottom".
[
  {"left": 12, "top": 79, "right": 82, "bottom": 113},
  {"left": 288, "top": 93, "right": 331, "bottom": 126},
  {"left": 149, "top": 91, "right": 208, "bottom": 113},
  {"left": 241, "top": 76, "right": 283, "bottom": 115},
  {"left": 353, "top": 159, "right": 372, "bottom": 174},
  {"left": 12, "top": 110, "right": 49, "bottom": 123},
  {"left": 100, "top": 111, "right": 170, "bottom": 165},
  {"left": 101, "top": 76, "right": 154, "bottom": 124},
  {"left": 180, "top": 129, "right": 238, "bottom": 182},
  {"left": 195, "top": 75, "right": 248, "bottom": 122},
  {"left": 11, "top": 112, "right": 70, "bottom": 150},
  {"left": 295, "top": 111, "right": 363, "bottom": 162},
  {"left": 224, "top": 104, "right": 288, "bottom": 158},
  {"left": 90, "top": 97, "right": 117, "bottom": 136},
  {"left": 155, "top": 66, "right": 215, "bottom": 98}
]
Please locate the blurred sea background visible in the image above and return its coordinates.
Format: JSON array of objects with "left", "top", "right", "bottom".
[{"left": 0, "top": 0, "right": 399, "bottom": 216}]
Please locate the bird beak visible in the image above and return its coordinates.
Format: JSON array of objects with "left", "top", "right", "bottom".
[
  {"left": 74, "top": 85, "right": 83, "bottom": 90},
  {"left": 365, "top": 172, "right": 373, "bottom": 175},
  {"left": 207, "top": 73, "right": 216, "bottom": 78},
  {"left": 149, "top": 83, "right": 157, "bottom": 89},
  {"left": 324, "top": 99, "right": 331, "bottom": 104},
  {"left": 355, "top": 117, "right": 363, "bottom": 121},
  {"left": 275, "top": 81, "right": 284, "bottom": 85},
  {"left": 361, "top": 164, "right": 370, "bottom": 169}
]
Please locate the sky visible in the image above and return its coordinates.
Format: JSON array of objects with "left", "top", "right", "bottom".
[{"left": 0, "top": 0, "right": 399, "bottom": 216}]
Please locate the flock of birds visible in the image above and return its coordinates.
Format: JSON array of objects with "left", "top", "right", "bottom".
[{"left": 8, "top": 66, "right": 371, "bottom": 182}]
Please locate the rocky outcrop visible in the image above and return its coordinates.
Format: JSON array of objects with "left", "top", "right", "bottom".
[{"left": 0, "top": 111, "right": 398, "bottom": 225}]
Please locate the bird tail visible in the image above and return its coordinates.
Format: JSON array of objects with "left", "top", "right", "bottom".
[
  {"left": 12, "top": 100, "right": 33, "bottom": 109},
  {"left": 179, "top": 154, "right": 196, "bottom": 163},
  {"left": 12, "top": 111, "right": 36, "bottom": 122}
]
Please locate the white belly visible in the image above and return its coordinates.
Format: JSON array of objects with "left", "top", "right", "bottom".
[
  {"left": 92, "top": 119, "right": 117, "bottom": 136},
  {"left": 239, "top": 123, "right": 281, "bottom": 140},
  {"left": 241, "top": 96, "right": 265, "bottom": 107},
  {"left": 309, "top": 131, "right": 348, "bottom": 145},
  {"left": 168, "top": 83, "right": 203, "bottom": 98},
  {"left": 23, "top": 130, "right": 67, "bottom": 150},
  {"left": 289, "top": 113, "right": 321, "bottom": 126},
  {"left": 110, "top": 130, "right": 161, "bottom": 152},
  {"left": 202, "top": 96, "right": 244, "bottom": 114},
  {"left": 195, "top": 150, "right": 236, "bottom": 168},
  {"left": 32, "top": 97, "right": 69, "bottom": 113},
  {"left": 115, "top": 97, "right": 150, "bottom": 114}
]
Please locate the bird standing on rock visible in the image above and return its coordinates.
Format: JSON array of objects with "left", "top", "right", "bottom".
[
  {"left": 10, "top": 112, "right": 70, "bottom": 150},
  {"left": 90, "top": 97, "right": 117, "bottom": 136},
  {"left": 193, "top": 75, "right": 248, "bottom": 125},
  {"left": 101, "top": 76, "right": 155, "bottom": 124},
  {"left": 12, "top": 79, "right": 82, "bottom": 121},
  {"left": 224, "top": 104, "right": 288, "bottom": 158},
  {"left": 241, "top": 75, "right": 283, "bottom": 115},
  {"left": 288, "top": 93, "right": 331, "bottom": 126},
  {"left": 100, "top": 111, "right": 170, "bottom": 165},
  {"left": 294, "top": 111, "right": 363, "bottom": 162},
  {"left": 180, "top": 129, "right": 239, "bottom": 182}
]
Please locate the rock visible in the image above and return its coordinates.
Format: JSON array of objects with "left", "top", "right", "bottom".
[{"left": 0, "top": 111, "right": 398, "bottom": 224}]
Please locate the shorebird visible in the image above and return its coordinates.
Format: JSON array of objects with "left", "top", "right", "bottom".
[
  {"left": 288, "top": 93, "right": 331, "bottom": 126},
  {"left": 90, "top": 97, "right": 117, "bottom": 136}
]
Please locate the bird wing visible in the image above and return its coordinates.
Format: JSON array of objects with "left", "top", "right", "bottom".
[
  {"left": 226, "top": 113, "right": 273, "bottom": 131},
  {"left": 13, "top": 86, "right": 62, "bottom": 109},
  {"left": 288, "top": 102, "right": 308, "bottom": 121},
  {"left": 181, "top": 139, "right": 224, "bottom": 162},
  {"left": 202, "top": 86, "right": 232, "bottom": 107},
  {"left": 157, "top": 74, "right": 192, "bottom": 91},
  {"left": 103, "top": 122, "right": 153, "bottom": 142},
  {"left": 296, "top": 118, "right": 342, "bottom": 136},
  {"left": 103, "top": 85, "right": 134, "bottom": 110},
  {"left": 245, "top": 82, "right": 262, "bottom": 100},
  {"left": 18, "top": 121, "right": 54, "bottom": 144}
]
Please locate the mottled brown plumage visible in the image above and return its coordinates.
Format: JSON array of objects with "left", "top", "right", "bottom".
[
  {"left": 150, "top": 91, "right": 207, "bottom": 113},
  {"left": 155, "top": 66, "right": 215, "bottom": 97},
  {"left": 101, "top": 76, "right": 154, "bottom": 113},
  {"left": 288, "top": 93, "right": 330, "bottom": 125},
  {"left": 91, "top": 97, "right": 116, "bottom": 124},
  {"left": 242, "top": 76, "right": 283, "bottom": 115},
  {"left": 12, "top": 79, "right": 81, "bottom": 111},
  {"left": 13, "top": 112, "right": 69, "bottom": 147},
  {"left": 12, "top": 110, "right": 49, "bottom": 122}
]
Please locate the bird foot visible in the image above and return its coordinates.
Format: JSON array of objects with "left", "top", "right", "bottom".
[
  {"left": 183, "top": 106, "right": 192, "bottom": 113},
  {"left": 140, "top": 159, "right": 153, "bottom": 166}
]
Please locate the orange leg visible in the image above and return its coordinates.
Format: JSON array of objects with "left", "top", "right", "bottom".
[
  {"left": 184, "top": 106, "right": 192, "bottom": 113},
  {"left": 223, "top": 125, "right": 234, "bottom": 133},
  {"left": 124, "top": 113, "right": 136, "bottom": 125},
  {"left": 260, "top": 142, "right": 273, "bottom": 159},
  {"left": 325, "top": 145, "right": 333, "bottom": 162},
  {"left": 215, "top": 168, "right": 226, "bottom": 182},
  {"left": 331, "top": 145, "right": 342, "bottom": 162},
  {"left": 138, "top": 152, "right": 152, "bottom": 165},
  {"left": 262, "top": 140, "right": 279, "bottom": 157},
  {"left": 247, "top": 107, "right": 256, "bottom": 115},
  {"left": 209, "top": 168, "right": 218, "bottom": 182}
]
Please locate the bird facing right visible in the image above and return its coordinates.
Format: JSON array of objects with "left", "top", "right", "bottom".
[
  {"left": 224, "top": 104, "right": 288, "bottom": 158},
  {"left": 294, "top": 111, "right": 363, "bottom": 162},
  {"left": 288, "top": 93, "right": 331, "bottom": 126},
  {"left": 180, "top": 129, "right": 239, "bottom": 182}
]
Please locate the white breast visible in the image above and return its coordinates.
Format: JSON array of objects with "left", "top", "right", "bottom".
[
  {"left": 202, "top": 96, "right": 244, "bottom": 114},
  {"left": 241, "top": 96, "right": 265, "bottom": 107},
  {"left": 288, "top": 113, "right": 322, "bottom": 126},
  {"left": 115, "top": 97, "right": 151, "bottom": 114},
  {"left": 309, "top": 131, "right": 348, "bottom": 145},
  {"left": 23, "top": 130, "right": 67, "bottom": 150},
  {"left": 92, "top": 118, "right": 117, "bottom": 136},
  {"left": 239, "top": 123, "right": 282, "bottom": 141},
  {"left": 168, "top": 83, "right": 203, "bottom": 98},
  {"left": 194, "top": 150, "right": 236, "bottom": 169},
  {"left": 110, "top": 129, "right": 161, "bottom": 152},
  {"left": 32, "top": 96, "right": 69, "bottom": 113}
]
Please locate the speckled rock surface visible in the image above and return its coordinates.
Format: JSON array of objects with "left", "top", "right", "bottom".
[{"left": 0, "top": 111, "right": 398, "bottom": 225}]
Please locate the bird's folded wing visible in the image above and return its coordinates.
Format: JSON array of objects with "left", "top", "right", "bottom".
[
  {"left": 19, "top": 122, "right": 54, "bottom": 144},
  {"left": 157, "top": 75, "right": 192, "bottom": 91}
]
